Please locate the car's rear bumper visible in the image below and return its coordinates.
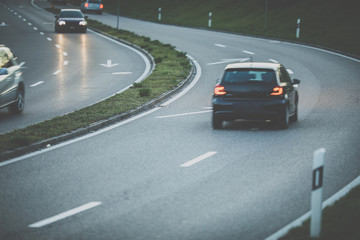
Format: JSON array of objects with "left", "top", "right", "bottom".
[{"left": 212, "top": 97, "right": 286, "bottom": 121}]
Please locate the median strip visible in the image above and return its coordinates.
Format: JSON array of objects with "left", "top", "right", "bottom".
[{"left": 0, "top": 19, "right": 192, "bottom": 161}]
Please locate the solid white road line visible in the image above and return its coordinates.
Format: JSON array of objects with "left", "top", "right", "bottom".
[
  {"left": 156, "top": 110, "right": 212, "bottom": 119},
  {"left": 112, "top": 72, "right": 133, "bottom": 75},
  {"left": 29, "top": 202, "right": 102, "bottom": 228},
  {"left": 180, "top": 152, "right": 217, "bottom": 167}
]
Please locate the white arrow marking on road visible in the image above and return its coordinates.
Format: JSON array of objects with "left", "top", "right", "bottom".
[
  {"left": 100, "top": 60, "right": 119, "bottom": 68},
  {"left": 207, "top": 58, "right": 250, "bottom": 65}
]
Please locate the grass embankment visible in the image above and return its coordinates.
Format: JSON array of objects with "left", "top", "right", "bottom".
[
  {"left": 92, "top": 0, "right": 359, "bottom": 57},
  {"left": 280, "top": 185, "right": 360, "bottom": 240},
  {"left": 0, "top": 19, "right": 191, "bottom": 154}
]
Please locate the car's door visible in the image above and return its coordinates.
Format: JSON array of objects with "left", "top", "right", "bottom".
[
  {"left": 279, "top": 65, "right": 296, "bottom": 113},
  {"left": 0, "top": 51, "right": 17, "bottom": 106}
]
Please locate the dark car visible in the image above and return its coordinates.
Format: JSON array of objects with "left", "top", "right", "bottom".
[
  {"left": 0, "top": 45, "right": 25, "bottom": 114},
  {"left": 80, "top": 0, "right": 103, "bottom": 14},
  {"left": 212, "top": 62, "right": 300, "bottom": 129},
  {"left": 55, "top": 9, "right": 88, "bottom": 33}
]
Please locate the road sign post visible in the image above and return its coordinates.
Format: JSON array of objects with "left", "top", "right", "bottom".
[
  {"left": 296, "top": 18, "right": 301, "bottom": 39},
  {"left": 158, "top": 8, "right": 162, "bottom": 21},
  {"left": 208, "top": 12, "right": 212, "bottom": 28},
  {"left": 310, "top": 148, "right": 326, "bottom": 238}
]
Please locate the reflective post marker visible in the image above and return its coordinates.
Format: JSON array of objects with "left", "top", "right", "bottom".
[
  {"left": 208, "top": 12, "right": 212, "bottom": 28},
  {"left": 296, "top": 18, "right": 301, "bottom": 39},
  {"left": 158, "top": 8, "right": 162, "bottom": 21},
  {"left": 310, "top": 148, "right": 326, "bottom": 238}
]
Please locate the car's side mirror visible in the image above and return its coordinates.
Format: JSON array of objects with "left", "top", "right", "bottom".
[
  {"left": 0, "top": 68, "right": 8, "bottom": 75},
  {"left": 293, "top": 79, "right": 301, "bottom": 85}
]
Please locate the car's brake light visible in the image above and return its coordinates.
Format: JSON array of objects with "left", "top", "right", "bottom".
[
  {"left": 85, "top": 3, "right": 89, "bottom": 7},
  {"left": 271, "top": 86, "right": 283, "bottom": 96},
  {"left": 100, "top": 4, "right": 103, "bottom": 9},
  {"left": 214, "top": 84, "right": 227, "bottom": 95}
]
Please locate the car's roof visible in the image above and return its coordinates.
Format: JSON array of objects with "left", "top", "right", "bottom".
[
  {"left": 60, "top": 9, "right": 82, "bottom": 12},
  {"left": 225, "top": 62, "right": 281, "bottom": 71}
]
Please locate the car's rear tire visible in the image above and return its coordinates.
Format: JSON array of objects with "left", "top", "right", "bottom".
[
  {"left": 9, "top": 90, "right": 24, "bottom": 114},
  {"left": 212, "top": 114, "right": 223, "bottom": 129},
  {"left": 277, "top": 107, "right": 289, "bottom": 129},
  {"left": 290, "top": 104, "right": 298, "bottom": 122}
]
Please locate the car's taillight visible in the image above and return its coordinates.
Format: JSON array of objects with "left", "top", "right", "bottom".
[
  {"left": 214, "top": 84, "right": 227, "bottom": 95},
  {"left": 100, "top": 4, "right": 103, "bottom": 9},
  {"left": 85, "top": 3, "right": 89, "bottom": 7},
  {"left": 270, "top": 86, "right": 283, "bottom": 96}
]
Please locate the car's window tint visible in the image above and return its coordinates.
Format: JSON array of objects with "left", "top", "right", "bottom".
[
  {"left": 279, "top": 66, "right": 292, "bottom": 84},
  {"left": 60, "top": 11, "right": 84, "bottom": 18},
  {"left": 222, "top": 69, "right": 276, "bottom": 84}
]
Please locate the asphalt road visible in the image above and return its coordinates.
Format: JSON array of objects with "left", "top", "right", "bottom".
[
  {"left": 0, "top": 0, "right": 360, "bottom": 240},
  {"left": 0, "top": 0, "right": 150, "bottom": 133}
]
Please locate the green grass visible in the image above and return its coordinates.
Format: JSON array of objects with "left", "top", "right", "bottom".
[
  {"left": 89, "top": 0, "right": 359, "bottom": 57},
  {"left": 0, "top": 18, "right": 191, "bottom": 154},
  {"left": 280, "top": 185, "right": 360, "bottom": 240}
]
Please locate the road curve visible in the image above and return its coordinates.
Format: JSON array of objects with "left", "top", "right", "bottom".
[
  {"left": 0, "top": 1, "right": 359, "bottom": 240},
  {"left": 0, "top": 0, "right": 150, "bottom": 134}
]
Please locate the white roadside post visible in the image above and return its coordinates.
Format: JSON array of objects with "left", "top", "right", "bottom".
[
  {"left": 296, "top": 18, "right": 301, "bottom": 39},
  {"left": 158, "top": 8, "right": 162, "bottom": 21},
  {"left": 208, "top": 12, "right": 212, "bottom": 28},
  {"left": 310, "top": 148, "right": 326, "bottom": 238}
]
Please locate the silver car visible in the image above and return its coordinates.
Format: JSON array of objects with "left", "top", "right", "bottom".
[
  {"left": 80, "top": 0, "right": 103, "bottom": 14},
  {"left": 0, "top": 45, "right": 25, "bottom": 114}
]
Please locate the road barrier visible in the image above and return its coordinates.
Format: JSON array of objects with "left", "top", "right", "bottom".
[{"left": 311, "top": 148, "right": 326, "bottom": 238}]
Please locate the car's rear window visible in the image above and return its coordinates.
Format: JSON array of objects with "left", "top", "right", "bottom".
[
  {"left": 60, "top": 11, "right": 83, "bottom": 18},
  {"left": 222, "top": 69, "right": 276, "bottom": 84},
  {"left": 88, "top": 0, "right": 101, "bottom": 3}
]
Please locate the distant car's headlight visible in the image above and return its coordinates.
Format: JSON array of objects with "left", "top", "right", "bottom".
[
  {"left": 79, "top": 21, "right": 87, "bottom": 26},
  {"left": 58, "top": 20, "right": 66, "bottom": 26}
]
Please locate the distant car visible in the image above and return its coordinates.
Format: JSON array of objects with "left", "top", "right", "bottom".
[
  {"left": 55, "top": 9, "right": 88, "bottom": 33},
  {"left": 80, "top": 0, "right": 103, "bottom": 14},
  {"left": 212, "top": 62, "right": 300, "bottom": 129},
  {"left": 0, "top": 45, "right": 25, "bottom": 114}
]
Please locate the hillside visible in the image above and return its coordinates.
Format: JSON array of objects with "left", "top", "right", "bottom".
[{"left": 83, "top": 0, "right": 360, "bottom": 57}]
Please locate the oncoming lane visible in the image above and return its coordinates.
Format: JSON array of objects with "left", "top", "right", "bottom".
[{"left": 0, "top": 0, "right": 150, "bottom": 134}]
